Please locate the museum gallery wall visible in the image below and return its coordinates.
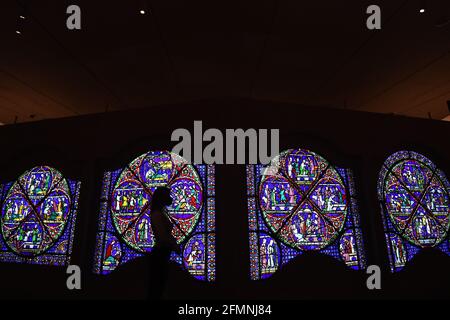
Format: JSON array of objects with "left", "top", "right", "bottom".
[{"left": 0, "top": 99, "right": 448, "bottom": 299}]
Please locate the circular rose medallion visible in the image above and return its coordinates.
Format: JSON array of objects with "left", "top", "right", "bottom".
[
  {"left": 383, "top": 154, "right": 450, "bottom": 248},
  {"left": 111, "top": 151, "right": 203, "bottom": 252},
  {"left": 259, "top": 149, "right": 348, "bottom": 250},
  {"left": 1, "top": 166, "right": 72, "bottom": 256}
]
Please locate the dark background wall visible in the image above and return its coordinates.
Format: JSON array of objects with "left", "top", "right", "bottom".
[{"left": 0, "top": 98, "right": 449, "bottom": 300}]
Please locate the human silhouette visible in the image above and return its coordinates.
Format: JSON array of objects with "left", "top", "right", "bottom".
[{"left": 147, "top": 186, "right": 180, "bottom": 299}]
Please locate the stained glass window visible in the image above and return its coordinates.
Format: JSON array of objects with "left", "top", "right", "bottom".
[
  {"left": 378, "top": 151, "right": 450, "bottom": 272},
  {"left": 93, "top": 150, "right": 216, "bottom": 281},
  {"left": 0, "top": 166, "right": 81, "bottom": 265},
  {"left": 247, "top": 149, "right": 366, "bottom": 280}
]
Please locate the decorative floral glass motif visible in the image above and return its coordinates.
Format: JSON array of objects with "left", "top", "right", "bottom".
[
  {"left": 93, "top": 151, "right": 216, "bottom": 281},
  {"left": 0, "top": 166, "right": 80, "bottom": 265},
  {"left": 378, "top": 151, "right": 450, "bottom": 272},
  {"left": 247, "top": 149, "right": 366, "bottom": 280}
]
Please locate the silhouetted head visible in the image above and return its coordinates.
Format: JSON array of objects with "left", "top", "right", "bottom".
[{"left": 151, "top": 187, "right": 173, "bottom": 211}]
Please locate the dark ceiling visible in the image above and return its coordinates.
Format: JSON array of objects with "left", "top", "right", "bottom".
[{"left": 0, "top": 0, "right": 449, "bottom": 124}]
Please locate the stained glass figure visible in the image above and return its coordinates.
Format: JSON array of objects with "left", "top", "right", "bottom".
[
  {"left": 378, "top": 151, "right": 450, "bottom": 272},
  {"left": 247, "top": 149, "right": 366, "bottom": 280},
  {"left": 93, "top": 151, "right": 216, "bottom": 281},
  {"left": 0, "top": 166, "right": 80, "bottom": 265}
]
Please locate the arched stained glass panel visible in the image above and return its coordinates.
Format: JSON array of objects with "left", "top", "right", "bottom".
[
  {"left": 247, "top": 149, "right": 366, "bottom": 280},
  {"left": 0, "top": 166, "right": 80, "bottom": 265},
  {"left": 378, "top": 151, "right": 450, "bottom": 272},
  {"left": 93, "top": 151, "right": 216, "bottom": 281}
]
